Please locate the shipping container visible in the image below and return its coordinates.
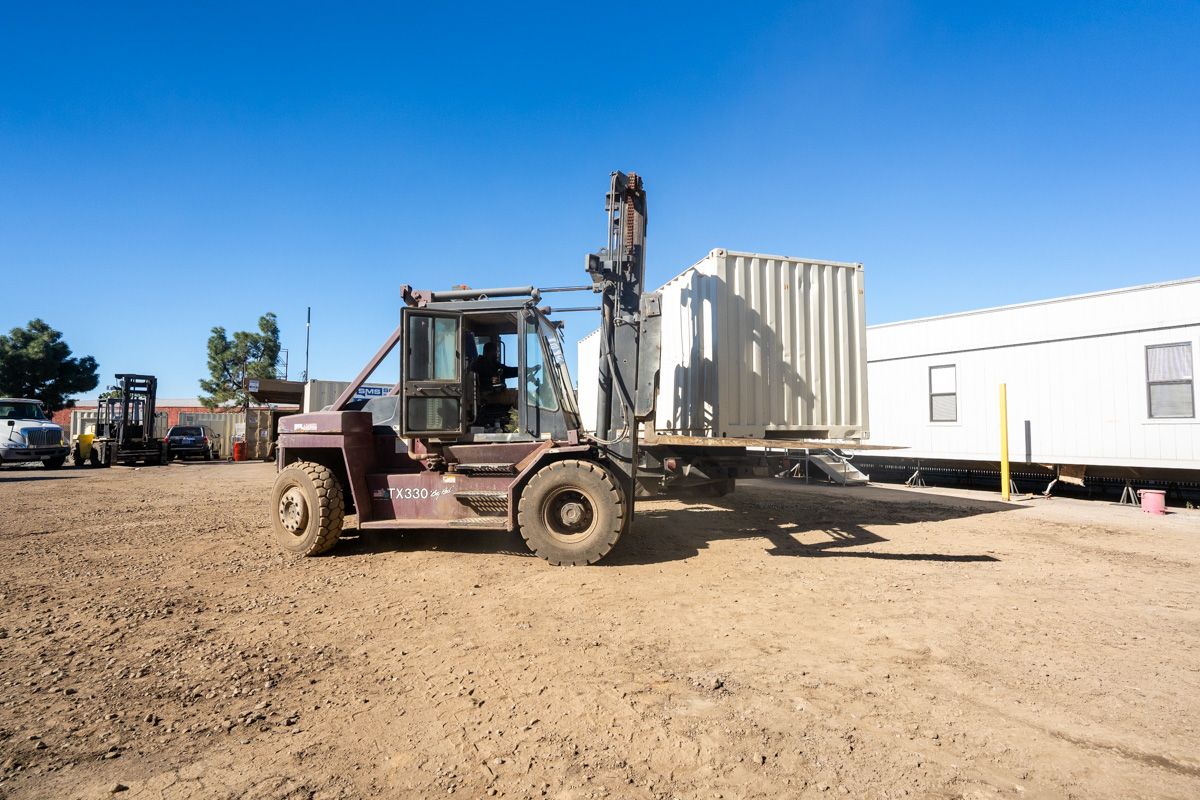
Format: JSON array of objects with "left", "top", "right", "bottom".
[
  {"left": 303, "top": 381, "right": 396, "bottom": 413},
  {"left": 579, "top": 249, "right": 869, "bottom": 440},
  {"left": 175, "top": 412, "right": 245, "bottom": 459},
  {"left": 861, "top": 277, "right": 1200, "bottom": 482}
]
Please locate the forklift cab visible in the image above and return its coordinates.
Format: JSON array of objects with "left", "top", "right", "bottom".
[{"left": 397, "top": 304, "right": 580, "bottom": 442}]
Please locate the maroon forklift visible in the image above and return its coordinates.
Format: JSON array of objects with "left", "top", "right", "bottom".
[{"left": 270, "top": 172, "right": 660, "bottom": 565}]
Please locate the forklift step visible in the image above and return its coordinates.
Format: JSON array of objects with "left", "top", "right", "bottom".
[
  {"left": 454, "top": 491, "right": 509, "bottom": 515},
  {"left": 452, "top": 463, "right": 517, "bottom": 475},
  {"left": 448, "top": 517, "right": 509, "bottom": 528}
]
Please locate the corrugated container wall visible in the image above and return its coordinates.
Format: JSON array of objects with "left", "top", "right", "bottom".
[
  {"left": 579, "top": 249, "right": 869, "bottom": 440},
  {"left": 176, "top": 412, "right": 245, "bottom": 459},
  {"left": 303, "top": 381, "right": 395, "bottom": 413}
]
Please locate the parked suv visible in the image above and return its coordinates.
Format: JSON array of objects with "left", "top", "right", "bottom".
[
  {"left": 0, "top": 398, "right": 69, "bottom": 468},
  {"left": 164, "top": 425, "right": 220, "bottom": 460}
]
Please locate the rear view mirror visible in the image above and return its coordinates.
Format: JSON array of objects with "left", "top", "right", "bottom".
[{"left": 6, "top": 420, "right": 12, "bottom": 426}]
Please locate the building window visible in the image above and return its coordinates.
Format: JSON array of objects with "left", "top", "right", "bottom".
[
  {"left": 929, "top": 365, "right": 957, "bottom": 422},
  {"left": 1147, "top": 343, "right": 1194, "bottom": 419}
]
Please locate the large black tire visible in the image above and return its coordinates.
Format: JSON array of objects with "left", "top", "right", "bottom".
[
  {"left": 90, "top": 444, "right": 103, "bottom": 468},
  {"left": 43, "top": 455, "right": 66, "bottom": 469},
  {"left": 72, "top": 445, "right": 86, "bottom": 467},
  {"left": 517, "top": 459, "right": 624, "bottom": 566},
  {"left": 270, "top": 461, "right": 345, "bottom": 556}
]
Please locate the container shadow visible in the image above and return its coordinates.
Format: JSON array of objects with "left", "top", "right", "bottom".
[{"left": 603, "top": 481, "right": 1012, "bottom": 567}]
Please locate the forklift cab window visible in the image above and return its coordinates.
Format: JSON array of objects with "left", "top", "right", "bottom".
[
  {"left": 407, "top": 316, "right": 458, "bottom": 382},
  {"left": 402, "top": 311, "right": 464, "bottom": 435},
  {"left": 524, "top": 327, "right": 557, "bottom": 411}
]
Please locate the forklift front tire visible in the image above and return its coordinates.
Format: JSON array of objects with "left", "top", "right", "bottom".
[
  {"left": 517, "top": 459, "right": 624, "bottom": 566},
  {"left": 271, "top": 461, "right": 345, "bottom": 556}
]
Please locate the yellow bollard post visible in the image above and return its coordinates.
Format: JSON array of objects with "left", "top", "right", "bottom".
[{"left": 1000, "top": 383, "right": 1010, "bottom": 501}]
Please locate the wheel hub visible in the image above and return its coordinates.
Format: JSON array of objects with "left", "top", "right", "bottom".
[
  {"left": 542, "top": 488, "right": 595, "bottom": 541},
  {"left": 559, "top": 502, "right": 584, "bottom": 526},
  {"left": 279, "top": 487, "right": 309, "bottom": 534}
]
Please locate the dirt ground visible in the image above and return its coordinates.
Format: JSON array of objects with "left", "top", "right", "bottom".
[{"left": 1, "top": 461, "right": 1197, "bottom": 800}]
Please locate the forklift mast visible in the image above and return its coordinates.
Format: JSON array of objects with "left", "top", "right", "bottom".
[
  {"left": 587, "top": 172, "right": 661, "bottom": 486},
  {"left": 97, "top": 374, "right": 158, "bottom": 443}
]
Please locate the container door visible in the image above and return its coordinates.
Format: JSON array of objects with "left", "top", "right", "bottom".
[{"left": 400, "top": 308, "right": 466, "bottom": 437}]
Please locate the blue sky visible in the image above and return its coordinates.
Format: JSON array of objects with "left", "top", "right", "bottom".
[{"left": 2, "top": 1, "right": 1198, "bottom": 399}]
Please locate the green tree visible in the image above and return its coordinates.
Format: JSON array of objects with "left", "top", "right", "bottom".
[
  {"left": 0, "top": 319, "right": 99, "bottom": 413},
  {"left": 199, "top": 313, "right": 281, "bottom": 410}
]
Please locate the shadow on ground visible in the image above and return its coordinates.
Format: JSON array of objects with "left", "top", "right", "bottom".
[
  {"left": 329, "top": 480, "right": 1011, "bottom": 566},
  {"left": 0, "top": 468, "right": 91, "bottom": 483}
]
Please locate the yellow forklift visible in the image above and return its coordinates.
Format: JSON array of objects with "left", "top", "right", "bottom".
[{"left": 74, "top": 374, "right": 169, "bottom": 467}]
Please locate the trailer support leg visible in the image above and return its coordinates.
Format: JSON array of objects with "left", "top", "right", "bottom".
[
  {"left": 1118, "top": 480, "right": 1137, "bottom": 505},
  {"left": 905, "top": 461, "right": 926, "bottom": 488}
]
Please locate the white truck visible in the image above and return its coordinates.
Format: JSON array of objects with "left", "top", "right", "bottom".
[{"left": 0, "top": 398, "right": 69, "bottom": 468}]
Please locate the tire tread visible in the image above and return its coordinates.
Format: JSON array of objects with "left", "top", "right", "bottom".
[{"left": 273, "top": 460, "right": 344, "bottom": 556}]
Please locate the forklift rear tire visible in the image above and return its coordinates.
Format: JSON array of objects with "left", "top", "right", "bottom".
[
  {"left": 271, "top": 461, "right": 345, "bottom": 556},
  {"left": 517, "top": 460, "right": 624, "bottom": 566}
]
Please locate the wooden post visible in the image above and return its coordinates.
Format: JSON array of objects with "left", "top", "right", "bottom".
[{"left": 1000, "top": 383, "right": 1010, "bottom": 501}]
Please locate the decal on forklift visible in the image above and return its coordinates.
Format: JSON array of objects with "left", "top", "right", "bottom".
[
  {"left": 371, "top": 487, "right": 455, "bottom": 500},
  {"left": 293, "top": 423, "right": 318, "bottom": 432}
]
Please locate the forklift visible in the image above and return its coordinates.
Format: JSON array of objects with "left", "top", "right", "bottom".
[
  {"left": 77, "top": 374, "right": 169, "bottom": 467},
  {"left": 270, "top": 171, "right": 659, "bottom": 564}
]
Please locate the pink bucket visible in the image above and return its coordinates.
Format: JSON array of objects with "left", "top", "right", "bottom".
[{"left": 1138, "top": 489, "right": 1166, "bottom": 515}]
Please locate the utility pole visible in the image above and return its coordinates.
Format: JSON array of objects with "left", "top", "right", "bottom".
[{"left": 303, "top": 306, "right": 311, "bottom": 383}]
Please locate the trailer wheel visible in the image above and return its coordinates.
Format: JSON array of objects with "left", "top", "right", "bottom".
[
  {"left": 271, "top": 461, "right": 344, "bottom": 556},
  {"left": 517, "top": 460, "right": 624, "bottom": 566}
]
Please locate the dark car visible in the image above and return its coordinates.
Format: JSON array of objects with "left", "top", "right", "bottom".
[{"left": 164, "top": 425, "right": 220, "bottom": 460}]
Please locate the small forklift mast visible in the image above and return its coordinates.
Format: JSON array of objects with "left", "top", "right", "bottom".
[
  {"left": 86, "top": 374, "right": 168, "bottom": 467},
  {"left": 270, "top": 172, "right": 661, "bottom": 565}
]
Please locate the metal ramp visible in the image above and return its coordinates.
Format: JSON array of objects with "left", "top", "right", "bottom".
[{"left": 808, "top": 451, "right": 869, "bottom": 486}]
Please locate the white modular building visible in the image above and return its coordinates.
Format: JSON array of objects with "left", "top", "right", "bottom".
[{"left": 864, "top": 278, "right": 1200, "bottom": 481}]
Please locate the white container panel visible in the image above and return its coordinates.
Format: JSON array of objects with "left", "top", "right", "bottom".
[
  {"left": 578, "top": 249, "right": 869, "bottom": 440},
  {"left": 576, "top": 331, "right": 601, "bottom": 432}
]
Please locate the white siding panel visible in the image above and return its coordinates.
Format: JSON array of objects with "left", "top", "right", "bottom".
[{"left": 867, "top": 279, "right": 1200, "bottom": 471}]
